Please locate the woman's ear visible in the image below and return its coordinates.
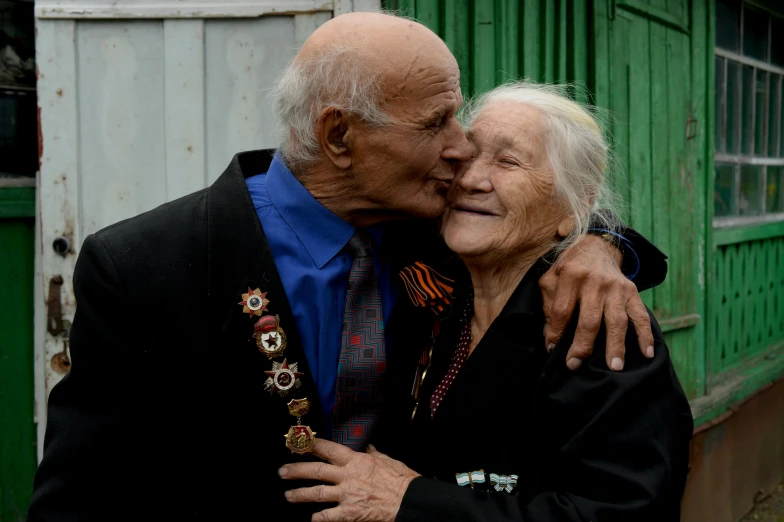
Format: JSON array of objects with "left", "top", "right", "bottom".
[
  {"left": 316, "top": 106, "right": 352, "bottom": 170},
  {"left": 557, "top": 214, "right": 576, "bottom": 238}
]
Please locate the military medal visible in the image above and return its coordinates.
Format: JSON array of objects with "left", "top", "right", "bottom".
[
  {"left": 264, "top": 359, "right": 303, "bottom": 397},
  {"left": 284, "top": 398, "right": 316, "bottom": 455},
  {"left": 489, "top": 473, "right": 518, "bottom": 493},
  {"left": 455, "top": 470, "right": 485, "bottom": 489},
  {"left": 238, "top": 287, "right": 269, "bottom": 318},
  {"left": 253, "top": 314, "right": 287, "bottom": 359}
]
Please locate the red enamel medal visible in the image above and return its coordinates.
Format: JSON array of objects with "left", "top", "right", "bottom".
[{"left": 264, "top": 359, "right": 303, "bottom": 397}]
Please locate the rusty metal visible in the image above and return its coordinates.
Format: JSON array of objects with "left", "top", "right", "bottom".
[
  {"left": 681, "top": 378, "right": 784, "bottom": 522},
  {"left": 50, "top": 339, "right": 71, "bottom": 375},
  {"left": 46, "top": 275, "right": 63, "bottom": 336}
]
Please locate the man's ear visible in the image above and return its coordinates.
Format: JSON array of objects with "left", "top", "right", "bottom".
[
  {"left": 316, "top": 106, "right": 353, "bottom": 170},
  {"left": 557, "top": 214, "right": 576, "bottom": 238}
]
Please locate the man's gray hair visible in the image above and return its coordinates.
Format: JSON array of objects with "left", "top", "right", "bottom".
[
  {"left": 462, "top": 81, "right": 621, "bottom": 252},
  {"left": 273, "top": 45, "right": 391, "bottom": 173}
]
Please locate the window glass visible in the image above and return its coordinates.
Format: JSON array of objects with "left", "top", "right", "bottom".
[
  {"left": 716, "top": 56, "right": 725, "bottom": 154},
  {"left": 742, "top": 5, "right": 769, "bottom": 62},
  {"left": 767, "top": 167, "right": 784, "bottom": 213},
  {"left": 739, "top": 165, "right": 763, "bottom": 215},
  {"left": 716, "top": 0, "right": 741, "bottom": 51},
  {"left": 739, "top": 63, "right": 752, "bottom": 154},
  {"left": 727, "top": 61, "right": 742, "bottom": 154},
  {"left": 754, "top": 70, "right": 768, "bottom": 156},
  {"left": 767, "top": 74, "right": 781, "bottom": 157},
  {"left": 772, "top": 16, "right": 784, "bottom": 67},
  {"left": 715, "top": 163, "right": 736, "bottom": 217}
]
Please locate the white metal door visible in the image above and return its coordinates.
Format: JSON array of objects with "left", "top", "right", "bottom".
[{"left": 34, "top": 0, "right": 380, "bottom": 460}]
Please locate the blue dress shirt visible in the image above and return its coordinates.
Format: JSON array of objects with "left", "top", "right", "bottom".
[{"left": 246, "top": 154, "right": 395, "bottom": 430}]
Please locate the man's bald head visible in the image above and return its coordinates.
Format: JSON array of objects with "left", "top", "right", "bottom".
[
  {"left": 274, "top": 12, "right": 458, "bottom": 171},
  {"left": 273, "top": 11, "right": 470, "bottom": 225}
]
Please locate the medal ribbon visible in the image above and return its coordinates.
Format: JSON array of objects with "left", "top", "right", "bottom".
[
  {"left": 489, "top": 473, "right": 519, "bottom": 493},
  {"left": 399, "top": 261, "right": 455, "bottom": 314}
]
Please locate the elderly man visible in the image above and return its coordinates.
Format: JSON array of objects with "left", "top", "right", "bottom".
[{"left": 28, "top": 12, "right": 665, "bottom": 522}]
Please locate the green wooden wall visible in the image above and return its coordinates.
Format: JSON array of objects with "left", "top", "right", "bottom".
[{"left": 0, "top": 187, "right": 37, "bottom": 522}]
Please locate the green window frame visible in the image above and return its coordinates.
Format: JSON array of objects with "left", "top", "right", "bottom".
[{"left": 713, "top": 0, "right": 784, "bottom": 225}]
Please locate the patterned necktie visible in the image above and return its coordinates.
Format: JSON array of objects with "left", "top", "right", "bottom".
[{"left": 332, "top": 230, "right": 386, "bottom": 450}]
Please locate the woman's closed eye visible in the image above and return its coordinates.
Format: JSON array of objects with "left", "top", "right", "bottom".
[{"left": 497, "top": 156, "right": 521, "bottom": 167}]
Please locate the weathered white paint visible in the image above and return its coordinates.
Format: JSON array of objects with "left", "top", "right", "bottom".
[
  {"left": 164, "top": 19, "right": 207, "bottom": 200},
  {"left": 334, "top": 0, "right": 380, "bottom": 15},
  {"left": 34, "top": 0, "right": 379, "bottom": 459},
  {"left": 36, "top": 19, "right": 81, "bottom": 415},
  {"left": 36, "top": 0, "right": 333, "bottom": 19}
]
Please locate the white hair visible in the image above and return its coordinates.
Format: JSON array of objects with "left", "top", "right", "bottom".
[
  {"left": 273, "top": 45, "right": 391, "bottom": 174},
  {"left": 461, "top": 81, "right": 621, "bottom": 252}
]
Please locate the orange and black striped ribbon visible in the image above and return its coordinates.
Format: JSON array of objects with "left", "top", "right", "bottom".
[{"left": 398, "top": 261, "right": 455, "bottom": 315}]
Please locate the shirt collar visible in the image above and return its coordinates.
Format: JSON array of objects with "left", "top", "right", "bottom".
[{"left": 266, "top": 154, "right": 384, "bottom": 268}]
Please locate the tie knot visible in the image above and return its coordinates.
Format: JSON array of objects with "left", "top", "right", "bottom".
[{"left": 348, "top": 230, "right": 373, "bottom": 258}]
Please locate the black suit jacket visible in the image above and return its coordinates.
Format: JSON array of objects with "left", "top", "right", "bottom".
[
  {"left": 390, "top": 260, "right": 693, "bottom": 522},
  {"left": 28, "top": 150, "right": 669, "bottom": 522}
]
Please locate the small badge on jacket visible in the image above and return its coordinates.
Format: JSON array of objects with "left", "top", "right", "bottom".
[{"left": 238, "top": 287, "right": 269, "bottom": 318}]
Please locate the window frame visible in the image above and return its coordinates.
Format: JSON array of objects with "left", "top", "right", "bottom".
[{"left": 713, "top": 0, "right": 784, "bottom": 227}]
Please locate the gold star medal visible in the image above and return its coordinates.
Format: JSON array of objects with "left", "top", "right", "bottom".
[
  {"left": 285, "top": 398, "right": 316, "bottom": 455},
  {"left": 238, "top": 288, "right": 269, "bottom": 318},
  {"left": 253, "top": 314, "right": 287, "bottom": 359}
]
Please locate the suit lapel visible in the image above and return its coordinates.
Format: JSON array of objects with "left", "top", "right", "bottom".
[{"left": 206, "top": 149, "right": 325, "bottom": 438}]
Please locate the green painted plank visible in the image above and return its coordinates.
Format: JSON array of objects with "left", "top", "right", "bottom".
[
  {"left": 0, "top": 187, "right": 35, "bottom": 219},
  {"left": 472, "top": 0, "right": 496, "bottom": 93},
  {"left": 713, "top": 220, "right": 784, "bottom": 245},
  {"left": 691, "top": 341, "right": 784, "bottom": 426},
  {"left": 668, "top": 30, "right": 694, "bottom": 318},
  {"left": 608, "top": 9, "right": 632, "bottom": 222},
  {"left": 0, "top": 218, "right": 36, "bottom": 521},
  {"left": 665, "top": 328, "right": 698, "bottom": 398},
  {"left": 542, "top": 0, "right": 556, "bottom": 83},
  {"left": 570, "top": 0, "right": 589, "bottom": 103},
  {"left": 496, "top": 0, "right": 519, "bottom": 83},
  {"left": 521, "top": 0, "right": 541, "bottom": 80},
  {"left": 557, "top": 0, "right": 568, "bottom": 84},
  {"left": 442, "top": 0, "right": 471, "bottom": 98},
  {"left": 649, "top": 21, "right": 670, "bottom": 318},
  {"left": 415, "top": 0, "right": 440, "bottom": 37},
  {"left": 627, "top": 14, "right": 654, "bottom": 309},
  {"left": 689, "top": 0, "right": 709, "bottom": 397}
]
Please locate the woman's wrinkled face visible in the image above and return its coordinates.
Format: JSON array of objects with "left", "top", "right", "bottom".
[{"left": 441, "top": 101, "right": 571, "bottom": 263}]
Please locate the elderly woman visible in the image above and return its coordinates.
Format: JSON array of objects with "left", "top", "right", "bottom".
[{"left": 281, "top": 82, "right": 693, "bottom": 522}]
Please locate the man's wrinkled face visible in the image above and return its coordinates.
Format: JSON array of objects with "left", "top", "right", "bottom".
[{"left": 348, "top": 53, "right": 472, "bottom": 220}]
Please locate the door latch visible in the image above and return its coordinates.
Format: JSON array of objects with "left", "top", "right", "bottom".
[{"left": 47, "top": 275, "right": 64, "bottom": 336}]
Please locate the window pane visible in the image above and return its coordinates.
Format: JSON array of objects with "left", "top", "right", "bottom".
[
  {"left": 767, "top": 166, "right": 784, "bottom": 213},
  {"left": 715, "top": 163, "right": 736, "bottom": 217},
  {"left": 716, "top": 0, "right": 740, "bottom": 51},
  {"left": 768, "top": 74, "right": 781, "bottom": 157},
  {"left": 739, "top": 63, "right": 752, "bottom": 154},
  {"left": 772, "top": 16, "right": 784, "bottom": 68},
  {"left": 728, "top": 61, "right": 742, "bottom": 154},
  {"left": 742, "top": 5, "right": 769, "bottom": 62},
  {"left": 739, "top": 165, "right": 763, "bottom": 215},
  {"left": 715, "top": 56, "right": 725, "bottom": 153},
  {"left": 755, "top": 70, "right": 768, "bottom": 156}
]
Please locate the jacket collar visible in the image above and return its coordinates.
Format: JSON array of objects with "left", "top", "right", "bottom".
[{"left": 205, "top": 149, "right": 326, "bottom": 434}]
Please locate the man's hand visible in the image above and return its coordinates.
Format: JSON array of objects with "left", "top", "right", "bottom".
[
  {"left": 540, "top": 235, "right": 654, "bottom": 371},
  {"left": 280, "top": 439, "right": 419, "bottom": 522}
]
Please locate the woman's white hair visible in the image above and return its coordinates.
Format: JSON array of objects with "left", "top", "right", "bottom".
[
  {"left": 273, "top": 45, "right": 391, "bottom": 174},
  {"left": 462, "top": 81, "right": 621, "bottom": 252}
]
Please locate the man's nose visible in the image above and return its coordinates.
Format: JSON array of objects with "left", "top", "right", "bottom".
[{"left": 441, "top": 119, "right": 473, "bottom": 162}]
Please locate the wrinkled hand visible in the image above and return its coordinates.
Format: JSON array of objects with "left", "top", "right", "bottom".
[
  {"left": 280, "top": 439, "right": 420, "bottom": 522},
  {"left": 539, "top": 235, "right": 654, "bottom": 371}
]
